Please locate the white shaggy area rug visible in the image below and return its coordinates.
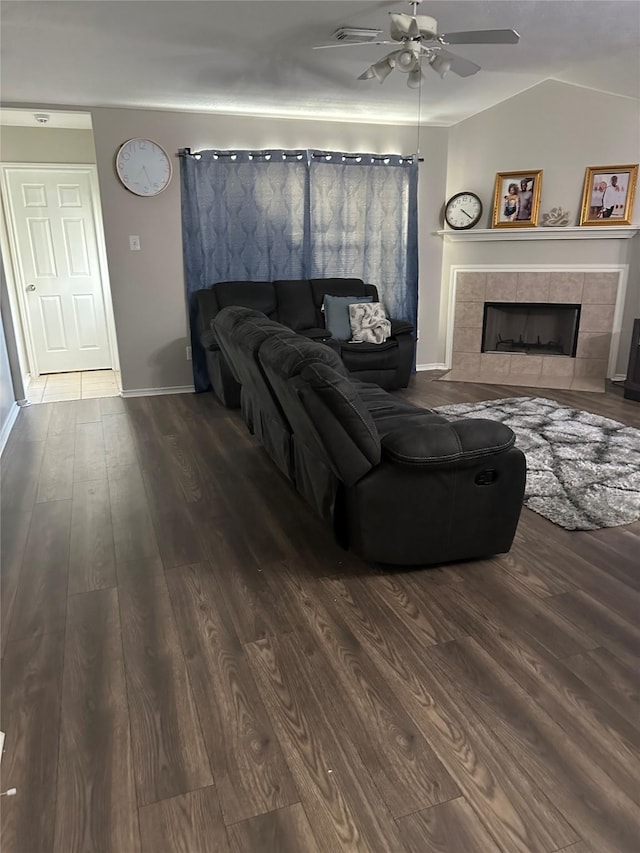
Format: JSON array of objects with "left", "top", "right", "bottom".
[{"left": 434, "top": 396, "right": 640, "bottom": 530}]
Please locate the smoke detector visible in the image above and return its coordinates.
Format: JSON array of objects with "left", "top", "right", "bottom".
[
  {"left": 34, "top": 113, "right": 50, "bottom": 124},
  {"left": 332, "top": 27, "right": 382, "bottom": 42}
]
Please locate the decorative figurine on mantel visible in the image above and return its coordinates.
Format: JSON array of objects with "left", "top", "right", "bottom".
[{"left": 541, "top": 207, "right": 571, "bottom": 226}]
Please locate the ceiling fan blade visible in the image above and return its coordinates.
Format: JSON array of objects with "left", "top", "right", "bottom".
[
  {"left": 438, "top": 29, "right": 520, "bottom": 45},
  {"left": 313, "top": 40, "right": 396, "bottom": 50},
  {"left": 389, "top": 12, "right": 420, "bottom": 41},
  {"left": 437, "top": 48, "right": 481, "bottom": 77}
]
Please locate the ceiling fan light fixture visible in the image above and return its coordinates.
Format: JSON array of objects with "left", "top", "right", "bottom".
[
  {"left": 350, "top": 4, "right": 516, "bottom": 86},
  {"left": 358, "top": 66, "right": 376, "bottom": 80},
  {"left": 369, "top": 55, "right": 396, "bottom": 82},
  {"left": 407, "top": 67, "right": 423, "bottom": 89},
  {"left": 395, "top": 47, "right": 418, "bottom": 73},
  {"left": 430, "top": 54, "right": 452, "bottom": 78}
]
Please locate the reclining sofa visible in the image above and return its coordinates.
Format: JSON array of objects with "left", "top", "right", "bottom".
[
  {"left": 213, "top": 305, "right": 526, "bottom": 566},
  {"left": 195, "top": 277, "right": 415, "bottom": 408}
]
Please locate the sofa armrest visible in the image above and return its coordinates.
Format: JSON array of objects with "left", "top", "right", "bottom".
[
  {"left": 199, "top": 328, "right": 220, "bottom": 352},
  {"left": 381, "top": 418, "right": 515, "bottom": 470},
  {"left": 389, "top": 318, "right": 414, "bottom": 337}
]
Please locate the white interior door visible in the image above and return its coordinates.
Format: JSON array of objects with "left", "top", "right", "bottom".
[{"left": 3, "top": 166, "right": 112, "bottom": 373}]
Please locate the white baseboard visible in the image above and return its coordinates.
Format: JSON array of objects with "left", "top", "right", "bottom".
[
  {"left": 120, "top": 385, "right": 195, "bottom": 398},
  {"left": 416, "top": 363, "right": 448, "bottom": 372},
  {"left": 0, "top": 402, "right": 20, "bottom": 456}
]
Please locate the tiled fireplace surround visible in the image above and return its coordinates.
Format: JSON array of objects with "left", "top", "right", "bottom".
[{"left": 447, "top": 269, "right": 622, "bottom": 393}]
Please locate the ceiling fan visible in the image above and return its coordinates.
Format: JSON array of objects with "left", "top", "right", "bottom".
[{"left": 314, "top": 1, "right": 520, "bottom": 88}]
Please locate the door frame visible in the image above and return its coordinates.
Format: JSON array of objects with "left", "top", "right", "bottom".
[{"left": 0, "top": 162, "right": 120, "bottom": 386}]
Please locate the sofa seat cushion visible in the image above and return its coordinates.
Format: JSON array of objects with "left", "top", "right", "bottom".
[
  {"left": 341, "top": 339, "right": 398, "bottom": 353},
  {"left": 299, "top": 327, "right": 334, "bottom": 342},
  {"left": 339, "top": 339, "right": 400, "bottom": 373},
  {"left": 352, "top": 383, "right": 444, "bottom": 433},
  {"left": 353, "top": 382, "right": 425, "bottom": 417},
  {"left": 355, "top": 380, "right": 447, "bottom": 435},
  {"left": 373, "top": 411, "right": 448, "bottom": 438}
]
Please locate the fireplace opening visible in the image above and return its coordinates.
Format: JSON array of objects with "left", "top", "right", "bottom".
[{"left": 482, "top": 302, "right": 581, "bottom": 356}]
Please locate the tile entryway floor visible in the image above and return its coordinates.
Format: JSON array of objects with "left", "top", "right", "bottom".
[{"left": 28, "top": 370, "right": 120, "bottom": 403}]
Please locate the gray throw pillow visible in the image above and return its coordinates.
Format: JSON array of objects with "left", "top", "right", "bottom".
[{"left": 323, "top": 294, "right": 373, "bottom": 340}]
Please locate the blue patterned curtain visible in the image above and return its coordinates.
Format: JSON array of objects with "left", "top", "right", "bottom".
[
  {"left": 181, "top": 150, "right": 310, "bottom": 391},
  {"left": 181, "top": 149, "right": 418, "bottom": 391},
  {"left": 309, "top": 152, "right": 418, "bottom": 327}
]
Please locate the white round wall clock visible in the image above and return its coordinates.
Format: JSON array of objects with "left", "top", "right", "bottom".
[{"left": 115, "top": 138, "right": 172, "bottom": 196}]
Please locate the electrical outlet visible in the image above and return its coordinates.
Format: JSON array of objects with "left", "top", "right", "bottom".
[
  {"left": 129, "top": 235, "right": 141, "bottom": 251},
  {"left": 186, "top": 345, "right": 192, "bottom": 361}
]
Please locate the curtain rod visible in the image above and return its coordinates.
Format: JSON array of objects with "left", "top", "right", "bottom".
[{"left": 178, "top": 147, "right": 423, "bottom": 162}]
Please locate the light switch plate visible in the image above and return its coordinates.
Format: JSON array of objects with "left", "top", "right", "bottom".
[{"left": 129, "top": 235, "right": 141, "bottom": 251}]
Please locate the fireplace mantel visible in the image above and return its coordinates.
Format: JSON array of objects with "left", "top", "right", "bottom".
[{"left": 436, "top": 225, "right": 639, "bottom": 242}]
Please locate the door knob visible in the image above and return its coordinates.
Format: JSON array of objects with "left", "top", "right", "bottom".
[{"left": 26, "top": 284, "right": 36, "bottom": 292}]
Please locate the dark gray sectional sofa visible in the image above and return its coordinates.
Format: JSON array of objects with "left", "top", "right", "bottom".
[
  {"left": 195, "top": 277, "right": 415, "bottom": 407},
  {"left": 213, "top": 305, "right": 526, "bottom": 566}
]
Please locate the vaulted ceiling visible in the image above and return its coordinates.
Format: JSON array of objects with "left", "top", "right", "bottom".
[{"left": 2, "top": 1, "right": 639, "bottom": 126}]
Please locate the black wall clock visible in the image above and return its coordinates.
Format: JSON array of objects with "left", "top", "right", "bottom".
[{"left": 444, "top": 192, "right": 483, "bottom": 230}]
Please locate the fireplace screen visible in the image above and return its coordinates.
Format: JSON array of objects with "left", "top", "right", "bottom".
[{"left": 482, "top": 302, "right": 581, "bottom": 356}]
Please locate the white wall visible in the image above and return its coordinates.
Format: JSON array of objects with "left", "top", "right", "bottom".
[
  {"left": 90, "top": 106, "right": 448, "bottom": 391},
  {"left": 444, "top": 80, "right": 640, "bottom": 374},
  {"left": 0, "top": 126, "right": 96, "bottom": 163}
]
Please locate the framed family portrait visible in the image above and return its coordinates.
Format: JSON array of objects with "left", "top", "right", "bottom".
[
  {"left": 492, "top": 170, "right": 542, "bottom": 228},
  {"left": 579, "top": 164, "right": 638, "bottom": 226}
]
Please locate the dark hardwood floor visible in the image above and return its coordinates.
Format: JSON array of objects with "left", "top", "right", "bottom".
[{"left": 1, "top": 375, "right": 639, "bottom": 853}]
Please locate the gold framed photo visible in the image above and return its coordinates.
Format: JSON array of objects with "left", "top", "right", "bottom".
[
  {"left": 579, "top": 164, "right": 638, "bottom": 225},
  {"left": 492, "top": 169, "right": 542, "bottom": 228}
]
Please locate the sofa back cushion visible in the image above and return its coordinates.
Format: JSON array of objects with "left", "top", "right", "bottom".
[
  {"left": 226, "top": 314, "right": 296, "bottom": 414},
  {"left": 310, "top": 278, "right": 377, "bottom": 327},
  {"left": 297, "top": 362, "right": 381, "bottom": 486},
  {"left": 273, "top": 280, "right": 317, "bottom": 331},
  {"left": 228, "top": 315, "right": 297, "bottom": 387},
  {"left": 258, "top": 335, "right": 379, "bottom": 486},
  {"left": 259, "top": 333, "right": 348, "bottom": 381},
  {"left": 212, "top": 306, "right": 269, "bottom": 379},
  {"left": 213, "top": 281, "right": 277, "bottom": 318}
]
